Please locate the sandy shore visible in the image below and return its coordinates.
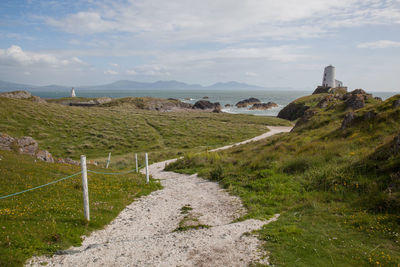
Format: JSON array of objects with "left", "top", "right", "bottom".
[{"left": 27, "top": 126, "right": 292, "bottom": 267}]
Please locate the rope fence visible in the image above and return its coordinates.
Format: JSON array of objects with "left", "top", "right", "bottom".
[
  {"left": 0, "top": 152, "right": 151, "bottom": 221},
  {"left": 0, "top": 172, "right": 81, "bottom": 200}
]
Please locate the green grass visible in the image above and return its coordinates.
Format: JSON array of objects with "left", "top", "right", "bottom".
[
  {"left": 0, "top": 96, "right": 289, "bottom": 266},
  {"left": 167, "top": 94, "right": 400, "bottom": 266},
  {"left": 0, "top": 97, "right": 290, "bottom": 162},
  {"left": 0, "top": 150, "right": 161, "bottom": 266}
]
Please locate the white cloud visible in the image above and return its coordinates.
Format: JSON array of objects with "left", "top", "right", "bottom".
[
  {"left": 357, "top": 40, "right": 400, "bottom": 48},
  {"left": 45, "top": 0, "right": 400, "bottom": 41},
  {"left": 245, "top": 71, "right": 258, "bottom": 77},
  {"left": 0, "top": 45, "right": 86, "bottom": 67},
  {"left": 126, "top": 69, "right": 137, "bottom": 75},
  {"left": 104, "top": 69, "right": 118, "bottom": 75},
  {"left": 110, "top": 63, "right": 119, "bottom": 67},
  {"left": 46, "top": 12, "right": 116, "bottom": 34}
]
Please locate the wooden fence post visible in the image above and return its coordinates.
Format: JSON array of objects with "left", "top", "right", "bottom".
[
  {"left": 145, "top": 153, "right": 149, "bottom": 184},
  {"left": 80, "top": 155, "right": 90, "bottom": 221},
  {"left": 106, "top": 152, "right": 111, "bottom": 168},
  {"left": 135, "top": 153, "right": 138, "bottom": 173}
]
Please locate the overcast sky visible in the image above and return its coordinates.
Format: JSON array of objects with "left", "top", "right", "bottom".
[{"left": 0, "top": 0, "right": 400, "bottom": 91}]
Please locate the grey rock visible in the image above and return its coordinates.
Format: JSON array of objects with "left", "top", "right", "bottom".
[
  {"left": 192, "top": 100, "right": 220, "bottom": 110},
  {"left": 0, "top": 133, "right": 15, "bottom": 151},
  {"left": 36, "top": 150, "right": 54, "bottom": 163},
  {"left": 235, "top": 98, "right": 261, "bottom": 108},
  {"left": 0, "top": 90, "right": 32, "bottom": 99},
  {"left": 345, "top": 94, "right": 365, "bottom": 110},
  {"left": 393, "top": 99, "right": 400, "bottom": 108},
  {"left": 16, "top": 136, "right": 38, "bottom": 156},
  {"left": 341, "top": 112, "right": 356, "bottom": 130},
  {"left": 249, "top": 102, "right": 278, "bottom": 110}
]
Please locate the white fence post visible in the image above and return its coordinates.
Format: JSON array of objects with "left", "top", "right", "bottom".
[
  {"left": 135, "top": 153, "right": 138, "bottom": 173},
  {"left": 106, "top": 152, "right": 111, "bottom": 169},
  {"left": 80, "top": 155, "right": 90, "bottom": 221},
  {"left": 145, "top": 153, "right": 149, "bottom": 184}
]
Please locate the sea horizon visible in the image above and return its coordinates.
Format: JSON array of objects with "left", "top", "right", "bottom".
[{"left": 28, "top": 89, "right": 397, "bottom": 117}]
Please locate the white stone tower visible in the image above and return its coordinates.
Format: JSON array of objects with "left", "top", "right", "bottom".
[
  {"left": 322, "top": 65, "right": 336, "bottom": 88},
  {"left": 71, "top": 87, "right": 76, "bottom": 97}
]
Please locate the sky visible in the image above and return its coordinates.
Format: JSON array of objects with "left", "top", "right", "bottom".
[{"left": 0, "top": 0, "right": 400, "bottom": 91}]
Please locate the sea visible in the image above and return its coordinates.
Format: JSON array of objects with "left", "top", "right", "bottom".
[{"left": 32, "top": 89, "right": 397, "bottom": 117}]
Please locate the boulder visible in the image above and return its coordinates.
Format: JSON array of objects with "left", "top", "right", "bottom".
[
  {"left": 341, "top": 112, "right": 356, "bottom": 130},
  {"left": 374, "top": 97, "right": 383, "bottom": 101},
  {"left": 193, "top": 100, "right": 219, "bottom": 110},
  {"left": 56, "top": 157, "right": 80, "bottom": 165},
  {"left": 16, "top": 136, "right": 38, "bottom": 156},
  {"left": 202, "top": 96, "right": 209, "bottom": 99},
  {"left": 278, "top": 102, "right": 309, "bottom": 121},
  {"left": 0, "top": 133, "right": 15, "bottom": 151},
  {"left": 235, "top": 98, "right": 261, "bottom": 108},
  {"left": 0, "top": 90, "right": 32, "bottom": 99},
  {"left": 351, "top": 89, "right": 367, "bottom": 95},
  {"left": 224, "top": 104, "right": 231, "bottom": 107},
  {"left": 345, "top": 94, "right": 365, "bottom": 110},
  {"left": 249, "top": 102, "right": 278, "bottom": 110},
  {"left": 36, "top": 150, "right": 54, "bottom": 163}
]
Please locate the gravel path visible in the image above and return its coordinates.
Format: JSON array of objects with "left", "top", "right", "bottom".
[{"left": 27, "top": 126, "right": 291, "bottom": 267}]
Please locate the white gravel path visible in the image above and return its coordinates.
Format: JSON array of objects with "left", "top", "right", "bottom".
[{"left": 27, "top": 126, "right": 291, "bottom": 267}]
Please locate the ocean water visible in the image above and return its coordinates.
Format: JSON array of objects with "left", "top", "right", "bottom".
[{"left": 32, "top": 89, "right": 397, "bottom": 117}]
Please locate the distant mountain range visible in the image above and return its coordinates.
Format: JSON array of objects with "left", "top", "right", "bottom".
[{"left": 0, "top": 80, "right": 291, "bottom": 92}]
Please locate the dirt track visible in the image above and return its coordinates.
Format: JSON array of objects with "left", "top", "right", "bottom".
[{"left": 27, "top": 126, "right": 291, "bottom": 267}]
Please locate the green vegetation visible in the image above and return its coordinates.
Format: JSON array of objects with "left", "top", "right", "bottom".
[
  {"left": 0, "top": 96, "right": 289, "bottom": 266},
  {"left": 0, "top": 97, "right": 290, "bottom": 162},
  {"left": 174, "top": 205, "right": 210, "bottom": 232},
  {"left": 0, "top": 150, "right": 161, "bottom": 266},
  {"left": 167, "top": 94, "right": 400, "bottom": 266}
]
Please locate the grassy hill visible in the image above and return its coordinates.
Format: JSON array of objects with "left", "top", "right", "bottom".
[
  {"left": 167, "top": 92, "right": 400, "bottom": 266},
  {"left": 0, "top": 95, "right": 289, "bottom": 266},
  {"left": 0, "top": 97, "right": 290, "bottom": 163}
]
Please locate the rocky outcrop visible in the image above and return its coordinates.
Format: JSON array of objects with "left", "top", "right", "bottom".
[
  {"left": 0, "top": 90, "right": 32, "bottom": 99},
  {"left": 56, "top": 157, "right": 80, "bottom": 165},
  {"left": 36, "top": 150, "right": 54, "bottom": 163},
  {"left": 0, "top": 90, "right": 46, "bottom": 103},
  {"left": 342, "top": 89, "right": 372, "bottom": 110},
  {"left": 0, "top": 133, "right": 53, "bottom": 163},
  {"left": 0, "top": 133, "right": 84, "bottom": 165},
  {"left": 291, "top": 109, "right": 318, "bottom": 131},
  {"left": 312, "top": 86, "right": 330, "bottom": 95},
  {"left": 144, "top": 99, "right": 192, "bottom": 111},
  {"left": 277, "top": 102, "right": 310, "bottom": 121},
  {"left": 224, "top": 104, "right": 231, "bottom": 107},
  {"left": 341, "top": 112, "right": 356, "bottom": 130},
  {"left": 235, "top": 98, "right": 261, "bottom": 108},
  {"left": 249, "top": 102, "right": 278, "bottom": 110},
  {"left": 317, "top": 95, "right": 338, "bottom": 109},
  {"left": 192, "top": 100, "right": 220, "bottom": 110}
]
